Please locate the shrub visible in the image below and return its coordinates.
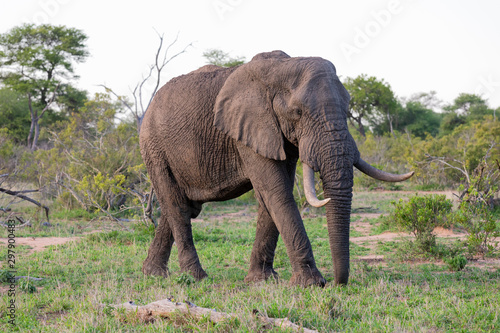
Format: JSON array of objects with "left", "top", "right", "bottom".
[
  {"left": 391, "top": 194, "right": 453, "bottom": 253},
  {"left": 0, "top": 269, "right": 14, "bottom": 283},
  {"left": 444, "top": 254, "right": 467, "bottom": 271},
  {"left": 452, "top": 194, "right": 499, "bottom": 258}
]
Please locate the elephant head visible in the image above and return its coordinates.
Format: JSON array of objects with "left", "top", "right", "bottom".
[{"left": 214, "top": 51, "right": 413, "bottom": 284}]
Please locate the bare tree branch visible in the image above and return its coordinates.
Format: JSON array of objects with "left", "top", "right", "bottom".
[
  {"left": 424, "top": 153, "right": 470, "bottom": 183},
  {"left": 99, "top": 32, "right": 191, "bottom": 134},
  {"left": 0, "top": 187, "right": 49, "bottom": 222}
]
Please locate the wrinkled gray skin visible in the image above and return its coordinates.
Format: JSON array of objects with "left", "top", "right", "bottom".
[{"left": 140, "top": 51, "right": 412, "bottom": 286}]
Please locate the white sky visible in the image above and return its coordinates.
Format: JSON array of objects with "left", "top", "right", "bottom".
[{"left": 1, "top": 0, "right": 499, "bottom": 109}]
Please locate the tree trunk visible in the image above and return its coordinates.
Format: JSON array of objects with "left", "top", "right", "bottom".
[
  {"left": 27, "top": 118, "right": 35, "bottom": 148},
  {"left": 357, "top": 119, "right": 366, "bottom": 137},
  {"left": 27, "top": 95, "right": 36, "bottom": 148},
  {"left": 31, "top": 119, "right": 40, "bottom": 151},
  {"left": 348, "top": 114, "right": 366, "bottom": 137},
  {"left": 387, "top": 112, "right": 396, "bottom": 139}
]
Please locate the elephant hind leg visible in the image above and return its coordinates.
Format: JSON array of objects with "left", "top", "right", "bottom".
[
  {"left": 245, "top": 204, "right": 279, "bottom": 283},
  {"left": 142, "top": 214, "right": 174, "bottom": 278},
  {"left": 142, "top": 162, "right": 207, "bottom": 281}
]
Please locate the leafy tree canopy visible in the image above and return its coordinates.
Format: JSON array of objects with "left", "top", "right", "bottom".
[
  {"left": 440, "top": 93, "right": 494, "bottom": 135},
  {"left": 0, "top": 23, "right": 88, "bottom": 100},
  {"left": 343, "top": 74, "right": 398, "bottom": 137},
  {"left": 202, "top": 49, "right": 245, "bottom": 68},
  {"left": 0, "top": 24, "right": 89, "bottom": 149}
]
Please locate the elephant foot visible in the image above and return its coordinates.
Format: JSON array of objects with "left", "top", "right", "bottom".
[
  {"left": 142, "top": 260, "right": 170, "bottom": 278},
  {"left": 290, "top": 269, "right": 326, "bottom": 287},
  {"left": 182, "top": 267, "right": 208, "bottom": 281},
  {"left": 244, "top": 268, "right": 279, "bottom": 283}
]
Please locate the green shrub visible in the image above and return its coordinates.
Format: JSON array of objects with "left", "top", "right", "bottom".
[
  {"left": 444, "top": 255, "right": 467, "bottom": 271},
  {"left": 391, "top": 194, "right": 453, "bottom": 253},
  {"left": 18, "top": 279, "right": 37, "bottom": 293},
  {"left": 0, "top": 269, "right": 14, "bottom": 283},
  {"left": 453, "top": 199, "right": 499, "bottom": 258}
]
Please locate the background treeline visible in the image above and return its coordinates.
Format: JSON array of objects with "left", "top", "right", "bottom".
[{"left": 0, "top": 24, "right": 499, "bottom": 224}]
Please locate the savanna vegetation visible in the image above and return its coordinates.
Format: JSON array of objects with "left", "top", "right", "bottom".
[{"left": 0, "top": 24, "right": 499, "bottom": 332}]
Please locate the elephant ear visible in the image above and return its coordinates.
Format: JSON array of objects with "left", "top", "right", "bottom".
[{"left": 214, "top": 56, "right": 288, "bottom": 161}]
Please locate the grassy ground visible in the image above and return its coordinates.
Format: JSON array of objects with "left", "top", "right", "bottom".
[{"left": 1, "top": 191, "right": 499, "bottom": 332}]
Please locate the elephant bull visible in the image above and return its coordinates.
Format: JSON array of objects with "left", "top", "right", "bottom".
[{"left": 139, "top": 50, "right": 413, "bottom": 286}]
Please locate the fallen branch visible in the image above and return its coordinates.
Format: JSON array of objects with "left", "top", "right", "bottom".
[
  {"left": 0, "top": 187, "right": 49, "bottom": 222},
  {"left": 15, "top": 276, "right": 43, "bottom": 281},
  {"left": 104, "top": 298, "right": 319, "bottom": 333},
  {"left": 0, "top": 218, "right": 32, "bottom": 228}
]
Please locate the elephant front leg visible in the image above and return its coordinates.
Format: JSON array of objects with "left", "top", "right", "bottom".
[
  {"left": 142, "top": 215, "right": 174, "bottom": 278},
  {"left": 245, "top": 205, "right": 280, "bottom": 283},
  {"left": 240, "top": 148, "right": 325, "bottom": 287}
]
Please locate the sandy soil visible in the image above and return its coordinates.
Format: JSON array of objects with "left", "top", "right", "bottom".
[{"left": 0, "top": 236, "right": 80, "bottom": 256}]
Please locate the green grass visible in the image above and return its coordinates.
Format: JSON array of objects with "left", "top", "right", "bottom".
[{"left": 1, "top": 192, "right": 499, "bottom": 332}]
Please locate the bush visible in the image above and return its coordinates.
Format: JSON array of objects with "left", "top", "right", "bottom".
[
  {"left": 452, "top": 198, "right": 499, "bottom": 258},
  {"left": 444, "top": 254, "right": 467, "bottom": 271},
  {"left": 391, "top": 194, "right": 453, "bottom": 253}
]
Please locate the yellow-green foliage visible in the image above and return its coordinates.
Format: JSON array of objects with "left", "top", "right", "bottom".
[
  {"left": 352, "top": 117, "right": 499, "bottom": 190},
  {"left": 32, "top": 93, "right": 145, "bottom": 212}
]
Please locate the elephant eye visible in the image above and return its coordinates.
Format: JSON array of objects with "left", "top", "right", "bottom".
[{"left": 294, "top": 108, "right": 302, "bottom": 117}]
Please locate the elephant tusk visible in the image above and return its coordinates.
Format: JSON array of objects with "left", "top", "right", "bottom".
[
  {"left": 303, "top": 163, "right": 331, "bottom": 208},
  {"left": 354, "top": 158, "right": 414, "bottom": 182}
]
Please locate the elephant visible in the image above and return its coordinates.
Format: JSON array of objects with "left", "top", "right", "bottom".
[{"left": 139, "top": 50, "right": 413, "bottom": 286}]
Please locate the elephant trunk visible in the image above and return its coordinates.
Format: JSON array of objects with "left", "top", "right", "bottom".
[{"left": 320, "top": 166, "right": 353, "bottom": 285}]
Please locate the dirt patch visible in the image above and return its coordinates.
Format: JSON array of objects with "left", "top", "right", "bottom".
[
  {"left": 351, "top": 221, "right": 373, "bottom": 236},
  {"left": 467, "top": 258, "right": 500, "bottom": 272},
  {"left": 433, "top": 226, "right": 456, "bottom": 236},
  {"left": 0, "top": 236, "right": 80, "bottom": 255}
]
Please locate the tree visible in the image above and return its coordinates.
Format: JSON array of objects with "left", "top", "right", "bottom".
[
  {"left": 343, "top": 74, "right": 398, "bottom": 137},
  {"left": 0, "top": 24, "right": 89, "bottom": 150},
  {"left": 202, "top": 49, "right": 245, "bottom": 68},
  {"left": 398, "top": 101, "right": 442, "bottom": 138},
  {"left": 444, "top": 93, "right": 489, "bottom": 117},
  {"left": 439, "top": 93, "right": 495, "bottom": 136},
  {"left": 424, "top": 117, "right": 499, "bottom": 188}
]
